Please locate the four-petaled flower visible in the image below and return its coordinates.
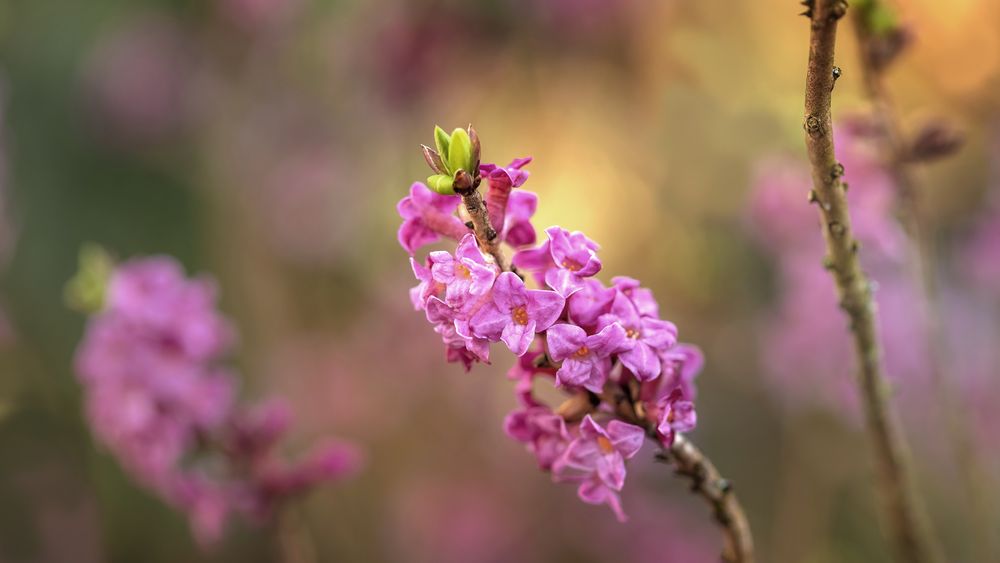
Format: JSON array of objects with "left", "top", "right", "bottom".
[
  {"left": 546, "top": 322, "right": 631, "bottom": 392},
  {"left": 429, "top": 234, "right": 498, "bottom": 307},
  {"left": 553, "top": 415, "right": 645, "bottom": 522},
  {"left": 471, "top": 272, "right": 565, "bottom": 356},
  {"left": 598, "top": 293, "right": 677, "bottom": 381},
  {"left": 514, "top": 227, "right": 602, "bottom": 297}
]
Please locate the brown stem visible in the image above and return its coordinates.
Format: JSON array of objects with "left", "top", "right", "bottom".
[
  {"left": 662, "top": 434, "right": 755, "bottom": 563},
  {"left": 454, "top": 170, "right": 509, "bottom": 271},
  {"left": 600, "top": 381, "right": 754, "bottom": 562},
  {"left": 275, "top": 507, "right": 318, "bottom": 563},
  {"left": 851, "top": 9, "right": 996, "bottom": 559},
  {"left": 802, "top": 2, "right": 941, "bottom": 562}
]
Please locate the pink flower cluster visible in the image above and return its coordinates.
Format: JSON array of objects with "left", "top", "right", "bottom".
[
  {"left": 399, "top": 155, "right": 702, "bottom": 520},
  {"left": 75, "top": 257, "right": 361, "bottom": 545}
]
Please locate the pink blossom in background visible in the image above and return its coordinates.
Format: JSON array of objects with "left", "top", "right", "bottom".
[
  {"left": 0, "top": 73, "right": 14, "bottom": 347},
  {"left": 389, "top": 479, "right": 532, "bottom": 563},
  {"left": 80, "top": 16, "right": 193, "bottom": 146},
  {"left": 216, "top": 0, "right": 301, "bottom": 32},
  {"left": 74, "top": 256, "right": 361, "bottom": 545},
  {"left": 960, "top": 195, "right": 1000, "bottom": 293},
  {"left": 255, "top": 147, "right": 367, "bottom": 265},
  {"left": 583, "top": 493, "right": 719, "bottom": 563}
]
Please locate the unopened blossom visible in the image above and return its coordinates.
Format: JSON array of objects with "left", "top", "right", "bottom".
[
  {"left": 504, "top": 406, "right": 572, "bottom": 470},
  {"left": 397, "top": 182, "right": 469, "bottom": 255},
  {"left": 470, "top": 272, "right": 565, "bottom": 356},
  {"left": 655, "top": 389, "right": 697, "bottom": 447},
  {"left": 482, "top": 156, "right": 532, "bottom": 235},
  {"left": 503, "top": 190, "right": 539, "bottom": 248},
  {"left": 429, "top": 234, "right": 498, "bottom": 307},
  {"left": 597, "top": 293, "right": 677, "bottom": 381},
  {"left": 546, "top": 322, "right": 631, "bottom": 392},
  {"left": 553, "top": 415, "right": 645, "bottom": 522}
]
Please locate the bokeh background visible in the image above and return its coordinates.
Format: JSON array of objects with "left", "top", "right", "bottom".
[{"left": 1, "top": 0, "right": 999, "bottom": 561}]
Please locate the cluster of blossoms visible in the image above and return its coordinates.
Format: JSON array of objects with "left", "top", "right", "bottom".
[
  {"left": 74, "top": 255, "right": 360, "bottom": 545},
  {"left": 399, "top": 126, "right": 703, "bottom": 520}
]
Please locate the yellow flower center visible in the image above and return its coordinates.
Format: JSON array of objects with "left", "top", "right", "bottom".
[
  {"left": 455, "top": 264, "right": 471, "bottom": 279},
  {"left": 597, "top": 436, "right": 614, "bottom": 454},
  {"left": 511, "top": 306, "right": 529, "bottom": 325},
  {"left": 625, "top": 327, "right": 640, "bottom": 339},
  {"left": 561, "top": 259, "right": 582, "bottom": 272},
  {"left": 573, "top": 345, "right": 590, "bottom": 358}
]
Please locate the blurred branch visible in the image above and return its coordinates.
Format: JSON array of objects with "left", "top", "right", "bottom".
[
  {"left": 850, "top": 7, "right": 995, "bottom": 558},
  {"left": 658, "top": 435, "right": 755, "bottom": 563},
  {"left": 801, "top": 1, "right": 942, "bottom": 562}
]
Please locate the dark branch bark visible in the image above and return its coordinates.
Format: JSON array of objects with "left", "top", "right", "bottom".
[
  {"left": 454, "top": 170, "right": 508, "bottom": 271},
  {"left": 662, "top": 434, "right": 755, "bottom": 563},
  {"left": 802, "top": 2, "right": 941, "bottom": 562}
]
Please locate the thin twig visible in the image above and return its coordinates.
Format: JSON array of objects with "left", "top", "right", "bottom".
[
  {"left": 659, "top": 435, "right": 755, "bottom": 563},
  {"left": 604, "top": 380, "right": 755, "bottom": 563},
  {"left": 801, "top": 2, "right": 942, "bottom": 562},
  {"left": 850, "top": 9, "right": 996, "bottom": 559},
  {"left": 454, "top": 170, "right": 508, "bottom": 271}
]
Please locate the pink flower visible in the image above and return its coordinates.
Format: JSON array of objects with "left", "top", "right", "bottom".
[
  {"left": 396, "top": 182, "right": 468, "bottom": 254},
  {"left": 408, "top": 256, "right": 442, "bottom": 311},
  {"left": 611, "top": 276, "right": 660, "bottom": 319},
  {"left": 597, "top": 293, "right": 677, "bottom": 381},
  {"left": 424, "top": 296, "right": 490, "bottom": 370},
  {"left": 657, "top": 343, "right": 703, "bottom": 402},
  {"left": 513, "top": 227, "right": 602, "bottom": 297},
  {"left": 429, "top": 234, "right": 498, "bottom": 307},
  {"left": 470, "top": 272, "right": 565, "bottom": 356},
  {"left": 74, "top": 255, "right": 362, "bottom": 545},
  {"left": 546, "top": 227, "right": 602, "bottom": 296},
  {"left": 567, "top": 278, "right": 617, "bottom": 332},
  {"left": 504, "top": 406, "right": 572, "bottom": 470},
  {"left": 553, "top": 415, "right": 646, "bottom": 521},
  {"left": 546, "top": 322, "right": 631, "bottom": 392}
]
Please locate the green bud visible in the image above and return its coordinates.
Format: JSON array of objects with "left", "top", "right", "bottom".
[
  {"left": 434, "top": 126, "right": 451, "bottom": 169},
  {"left": 855, "top": 0, "right": 898, "bottom": 35},
  {"left": 65, "top": 243, "right": 114, "bottom": 314},
  {"left": 427, "top": 174, "right": 456, "bottom": 195},
  {"left": 447, "top": 127, "right": 473, "bottom": 175}
]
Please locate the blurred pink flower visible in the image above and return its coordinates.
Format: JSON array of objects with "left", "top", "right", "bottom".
[
  {"left": 75, "top": 255, "right": 361, "bottom": 545},
  {"left": 81, "top": 15, "right": 193, "bottom": 146},
  {"left": 216, "top": 0, "right": 301, "bottom": 32}
]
